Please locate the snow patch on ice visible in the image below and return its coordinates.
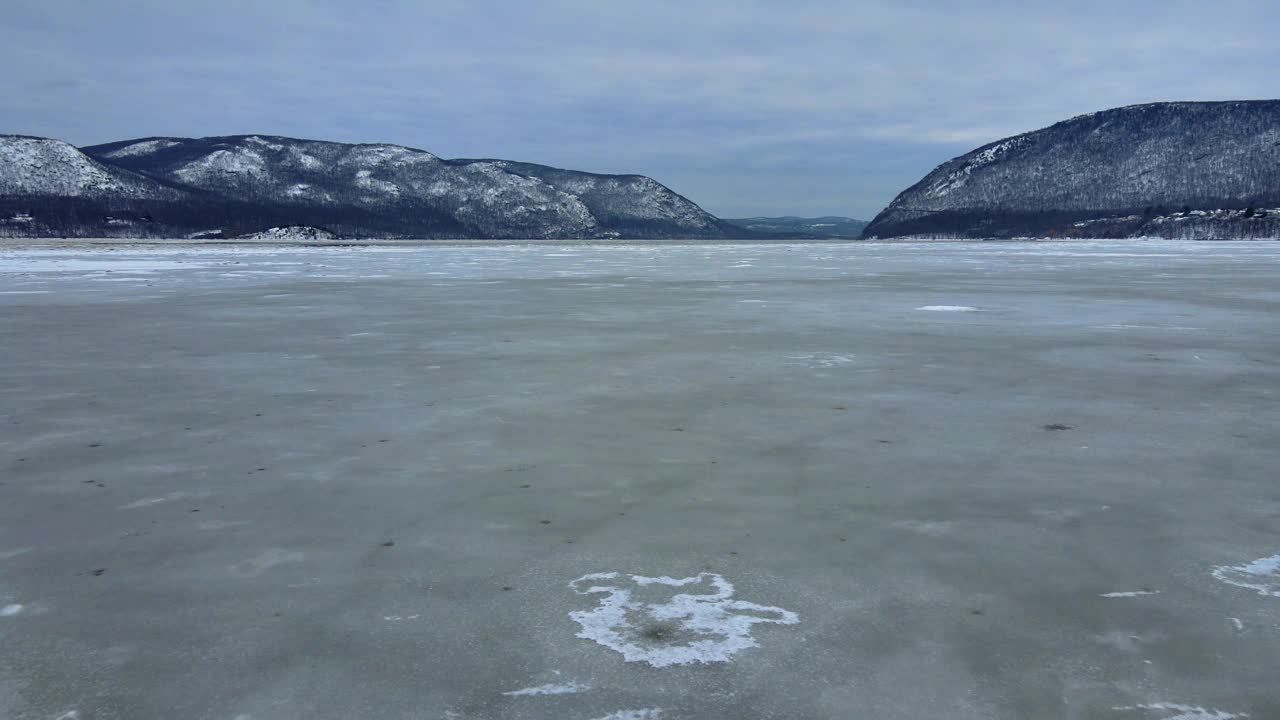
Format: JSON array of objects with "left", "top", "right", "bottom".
[
  {"left": 1212, "top": 553, "right": 1280, "bottom": 597},
  {"left": 229, "top": 548, "right": 305, "bottom": 577},
  {"left": 119, "top": 491, "right": 209, "bottom": 509},
  {"left": 1, "top": 604, "right": 24, "bottom": 617},
  {"left": 785, "top": 352, "right": 855, "bottom": 368},
  {"left": 502, "top": 682, "right": 589, "bottom": 697},
  {"left": 590, "top": 711, "right": 663, "bottom": 720},
  {"left": 569, "top": 571, "right": 798, "bottom": 668},
  {"left": 1112, "top": 702, "right": 1249, "bottom": 719},
  {"left": 1100, "top": 590, "right": 1160, "bottom": 598}
]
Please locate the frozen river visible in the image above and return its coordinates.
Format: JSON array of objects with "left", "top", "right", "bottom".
[{"left": 1, "top": 240, "right": 1278, "bottom": 719}]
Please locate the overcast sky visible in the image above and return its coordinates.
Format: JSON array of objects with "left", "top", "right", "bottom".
[{"left": 4, "top": 1, "right": 1279, "bottom": 219}]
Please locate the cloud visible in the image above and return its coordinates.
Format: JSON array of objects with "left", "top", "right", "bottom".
[{"left": 2, "top": 0, "right": 1280, "bottom": 218}]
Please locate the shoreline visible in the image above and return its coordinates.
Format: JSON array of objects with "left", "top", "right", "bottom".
[{"left": 3, "top": 236, "right": 1275, "bottom": 251}]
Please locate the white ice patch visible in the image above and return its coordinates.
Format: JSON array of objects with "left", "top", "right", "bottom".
[
  {"left": 1212, "top": 553, "right": 1280, "bottom": 597},
  {"left": 196, "top": 519, "right": 249, "bottom": 531},
  {"left": 118, "top": 491, "right": 208, "bottom": 510},
  {"left": 785, "top": 352, "right": 854, "bottom": 369},
  {"left": 1, "top": 604, "right": 23, "bottom": 617},
  {"left": 229, "top": 548, "right": 305, "bottom": 577},
  {"left": 1100, "top": 590, "right": 1160, "bottom": 598},
  {"left": 569, "top": 571, "right": 798, "bottom": 668},
  {"left": 590, "top": 710, "right": 663, "bottom": 720},
  {"left": 502, "top": 682, "right": 589, "bottom": 697},
  {"left": 917, "top": 305, "right": 979, "bottom": 312},
  {"left": 1112, "top": 702, "right": 1249, "bottom": 719}
]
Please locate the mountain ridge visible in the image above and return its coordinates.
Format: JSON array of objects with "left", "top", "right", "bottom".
[
  {"left": 2, "top": 133, "right": 738, "bottom": 239},
  {"left": 863, "top": 100, "right": 1280, "bottom": 239}
]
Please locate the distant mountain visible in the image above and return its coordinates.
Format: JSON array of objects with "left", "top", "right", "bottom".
[
  {"left": 864, "top": 101, "right": 1280, "bottom": 239},
  {"left": 723, "top": 216, "right": 867, "bottom": 238},
  {"left": 0, "top": 136, "right": 183, "bottom": 200},
  {"left": 0, "top": 134, "right": 737, "bottom": 239}
]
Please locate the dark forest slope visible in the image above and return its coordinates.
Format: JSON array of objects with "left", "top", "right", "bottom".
[{"left": 864, "top": 101, "right": 1280, "bottom": 239}]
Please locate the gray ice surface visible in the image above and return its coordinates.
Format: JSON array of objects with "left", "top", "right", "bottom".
[{"left": 1, "top": 240, "right": 1278, "bottom": 719}]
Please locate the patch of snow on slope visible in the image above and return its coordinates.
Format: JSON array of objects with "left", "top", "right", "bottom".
[
  {"left": 925, "top": 136, "right": 1028, "bottom": 199},
  {"left": 290, "top": 148, "right": 322, "bottom": 169},
  {"left": 98, "top": 138, "right": 181, "bottom": 159},
  {"left": 174, "top": 148, "right": 266, "bottom": 182},
  {"left": 0, "top": 137, "right": 139, "bottom": 196},
  {"left": 453, "top": 163, "right": 597, "bottom": 235},
  {"left": 244, "top": 136, "right": 285, "bottom": 151},
  {"left": 354, "top": 169, "right": 400, "bottom": 196},
  {"left": 348, "top": 144, "right": 437, "bottom": 167}
]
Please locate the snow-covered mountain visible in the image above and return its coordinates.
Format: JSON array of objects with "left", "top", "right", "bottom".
[
  {"left": 864, "top": 101, "right": 1280, "bottom": 239},
  {"left": 85, "top": 135, "right": 734, "bottom": 239},
  {"left": 0, "top": 135, "right": 183, "bottom": 200},
  {"left": 1, "top": 134, "right": 736, "bottom": 239},
  {"left": 723, "top": 216, "right": 867, "bottom": 238}
]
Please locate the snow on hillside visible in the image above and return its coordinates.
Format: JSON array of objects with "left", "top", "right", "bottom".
[
  {"left": 174, "top": 147, "right": 269, "bottom": 183},
  {"left": 97, "top": 138, "right": 182, "bottom": 159},
  {"left": 866, "top": 100, "right": 1280, "bottom": 239},
  {"left": 0, "top": 136, "right": 169, "bottom": 198},
  {"left": 2, "top": 133, "right": 732, "bottom": 239},
  {"left": 238, "top": 226, "right": 340, "bottom": 241}
]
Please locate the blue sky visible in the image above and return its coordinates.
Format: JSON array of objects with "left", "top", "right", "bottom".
[{"left": 3, "top": 0, "right": 1279, "bottom": 219}]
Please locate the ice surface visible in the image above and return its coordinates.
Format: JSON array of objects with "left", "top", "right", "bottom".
[
  {"left": 1, "top": 238, "right": 1279, "bottom": 718},
  {"left": 501, "top": 682, "right": 589, "bottom": 696}
]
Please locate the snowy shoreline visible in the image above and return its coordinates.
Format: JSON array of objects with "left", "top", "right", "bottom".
[{"left": 3, "top": 235, "right": 1277, "bottom": 252}]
